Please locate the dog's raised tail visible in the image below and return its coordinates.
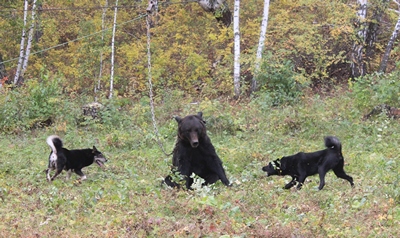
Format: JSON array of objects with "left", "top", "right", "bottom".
[
  {"left": 324, "top": 136, "right": 342, "bottom": 151},
  {"left": 46, "top": 135, "right": 63, "bottom": 154}
]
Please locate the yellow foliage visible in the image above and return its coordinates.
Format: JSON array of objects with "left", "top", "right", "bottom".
[{"left": 0, "top": 0, "right": 383, "bottom": 97}]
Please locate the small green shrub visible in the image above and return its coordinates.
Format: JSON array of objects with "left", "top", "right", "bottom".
[
  {"left": 0, "top": 71, "right": 62, "bottom": 132},
  {"left": 256, "top": 53, "right": 305, "bottom": 106},
  {"left": 350, "top": 72, "right": 400, "bottom": 110}
]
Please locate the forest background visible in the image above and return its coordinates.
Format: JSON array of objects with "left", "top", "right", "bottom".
[{"left": 0, "top": 0, "right": 399, "bottom": 237}]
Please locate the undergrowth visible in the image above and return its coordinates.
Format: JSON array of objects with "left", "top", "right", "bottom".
[{"left": 0, "top": 81, "right": 399, "bottom": 237}]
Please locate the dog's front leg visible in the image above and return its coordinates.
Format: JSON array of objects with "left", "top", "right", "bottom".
[
  {"left": 284, "top": 177, "right": 297, "bottom": 189},
  {"left": 296, "top": 175, "right": 307, "bottom": 190},
  {"left": 74, "top": 169, "right": 87, "bottom": 181}
]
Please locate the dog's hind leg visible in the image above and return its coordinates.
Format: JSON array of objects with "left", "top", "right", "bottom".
[
  {"left": 50, "top": 167, "right": 63, "bottom": 181},
  {"left": 333, "top": 167, "right": 354, "bottom": 187},
  {"left": 46, "top": 159, "right": 55, "bottom": 182},
  {"left": 318, "top": 175, "right": 326, "bottom": 190},
  {"left": 46, "top": 168, "right": 52, "bottom": 182},
  {"left": 66, "top": 169, "right": 72, "bottom": 180}
]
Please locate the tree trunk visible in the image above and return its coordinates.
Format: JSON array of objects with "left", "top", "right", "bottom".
[
  {"left": 351, "top": 0, "right": 389, "bottom": 77},
  {"left": 379, "top": 11, "right": 400, "bottom": 73},
  {"left": 350, "top": 0, "right": 368, "bottom": 79},
  {"left": 251, "top": 0, "right": 270, "bottom": 93},
  {"left": 109, "top": 0, "right": 118, "bottom": 99},
  {"left": 233, "top": 0, "right": 240, "bottom": 99},
  {"left": 365, "top": 1, "right": 388, "bottom": 65},
  {"left": 96, "top": 0, "right": 108, "bottom": 102},
  {"left": 0, "top": 54, "right": 7, "bottom": 88},
  {"left": 21, "top": 0, "right": 37, "bottom": 78},
  {"left": 14, "top": 0, "right": 29, "bottom": 85}
]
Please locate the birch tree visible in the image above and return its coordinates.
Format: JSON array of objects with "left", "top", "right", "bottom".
[
  {"left": 96, "top": 0, "right": 108, "bottom": 102},
  {"left": 13, "top": 0, "right": 29, "bottom": 85},
  {"left": 21, "top": 0, "right": 37, "bottom": 78},
  {"left": 251, "top": 0, "right": 270, "bottom": 93},
  {"left": 379, "top": 0, "right": 400, "bottom": 73},
  {"left": 109, "top": 0, "right": 118, "bottom": 99},
  {"left": 350, "top": 0, "right": 368, "bottom": 78},
  {"left": 233, "top": 0, "right": 240, "bottom": 99}
]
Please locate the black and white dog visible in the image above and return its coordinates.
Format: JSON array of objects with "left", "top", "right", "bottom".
[
  {"left": 46, "top": 135, "right": 107, "bottom": 182},
  {"left": 262, "top": 136, "right": 354, "bottom": 190}
]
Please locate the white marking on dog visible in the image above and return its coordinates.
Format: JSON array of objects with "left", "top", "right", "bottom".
[
  {"left": 49, "top": 152, "right": 57, "bottom": 163},
  {"left": 46, "top": 135, "right": 59, "bottom": 154},
  {"left": 46, "top": 171, "right": 51, "bottom": 181}
]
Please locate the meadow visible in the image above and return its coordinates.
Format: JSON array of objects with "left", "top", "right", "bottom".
[{"left": 0, "top": 84, "right": 399, "bottom": 237}]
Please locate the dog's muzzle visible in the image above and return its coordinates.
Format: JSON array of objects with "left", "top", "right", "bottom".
[{"left": 95, "top": 156, "right": 107, "bottom": 168}]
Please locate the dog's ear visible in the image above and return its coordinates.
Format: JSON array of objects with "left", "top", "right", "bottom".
[{"left": 92, "top": 146, "right": 98, "bottom": 152}]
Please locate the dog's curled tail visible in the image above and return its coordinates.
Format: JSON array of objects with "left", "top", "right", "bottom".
[
  {"left": 46, "top": 135, "right": 63, "bottom": 154},
  {"left": 324, "top": 136, "right": 341, "bottom": 151}
]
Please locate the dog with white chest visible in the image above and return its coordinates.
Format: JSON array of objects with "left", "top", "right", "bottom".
[{"left": 46, "top": 135, "right": 107, "bottom": 182}]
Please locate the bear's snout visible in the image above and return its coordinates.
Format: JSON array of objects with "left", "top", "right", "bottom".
[
  {"left": 191, "top": 141, "right": 199, "bottom": 148},
  {"left": 189, "top": 131, "right": 199, "bottom": 148}
]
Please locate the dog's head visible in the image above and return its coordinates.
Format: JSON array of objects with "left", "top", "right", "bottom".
[
  {"left": 262, "top": 159, "right": 283, "bottom": 176},
  {"left": 92, "top": 146, "right": 107, "bottom": 168}
]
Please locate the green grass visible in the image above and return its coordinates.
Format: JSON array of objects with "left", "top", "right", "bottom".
[{"left": 0, "top": 88, "right": 399, "bottom": 237}]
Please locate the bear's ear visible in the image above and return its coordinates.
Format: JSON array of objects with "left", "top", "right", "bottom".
[
  {"left": 174, "top": 116, "right": 182, "bottom": 123},
  {"left": 197, "top": 112, "right": 206, "bottom": 124}
]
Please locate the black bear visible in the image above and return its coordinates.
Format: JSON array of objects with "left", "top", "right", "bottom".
[{"left": 164, "top": 112, "right": 230, "bottom": 189}]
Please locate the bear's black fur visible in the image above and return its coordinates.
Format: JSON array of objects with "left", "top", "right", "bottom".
[{"left": 164, "top": 112, "right": 230, "bottom": 189}]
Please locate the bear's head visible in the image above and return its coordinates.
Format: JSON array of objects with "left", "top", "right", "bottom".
[{"left": 175, "top": 112, "right": 206, "bottom": 148}]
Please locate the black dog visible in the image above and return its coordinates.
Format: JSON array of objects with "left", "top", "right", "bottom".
[
  {"left": 45, "top": 135, "right": 107, "bottom": 182},
  {"left": 262, "top": 136, "right": 354, "bottom": 190},
  {"left": 164, "top": 112, "right": 230, "bottom": 189}
]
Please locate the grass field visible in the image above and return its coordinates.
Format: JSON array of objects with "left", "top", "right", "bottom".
[{"left": 0, "top": 87, "right": 399, "bottom": 237}]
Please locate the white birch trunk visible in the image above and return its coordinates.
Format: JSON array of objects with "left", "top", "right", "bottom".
[
  {"left": 350, "top": 0, "right": 368, "bottom": 78},
  {"left": 379, "top": 9, "right": 400, "bottom": 73},
  {"left": 96, "top": 0, "right": 108, "bottom": 101},
  {"left": 109, "top": 0, "right": 118, "bottom": 99},
  {"left": 356, "top": 0, "right": 368, "bottom": 39},
  {"left": 251, "top": 0, "right": 270, "bottom": 92},
  {"left": 233, "top": 0, "right": 240, "bottom": 99},
  {"left": 14, "top": 0, "right": 29, "bottom": 85},
  {"left": 21, "top": 0, "right": 37, "bottom": 78}
]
